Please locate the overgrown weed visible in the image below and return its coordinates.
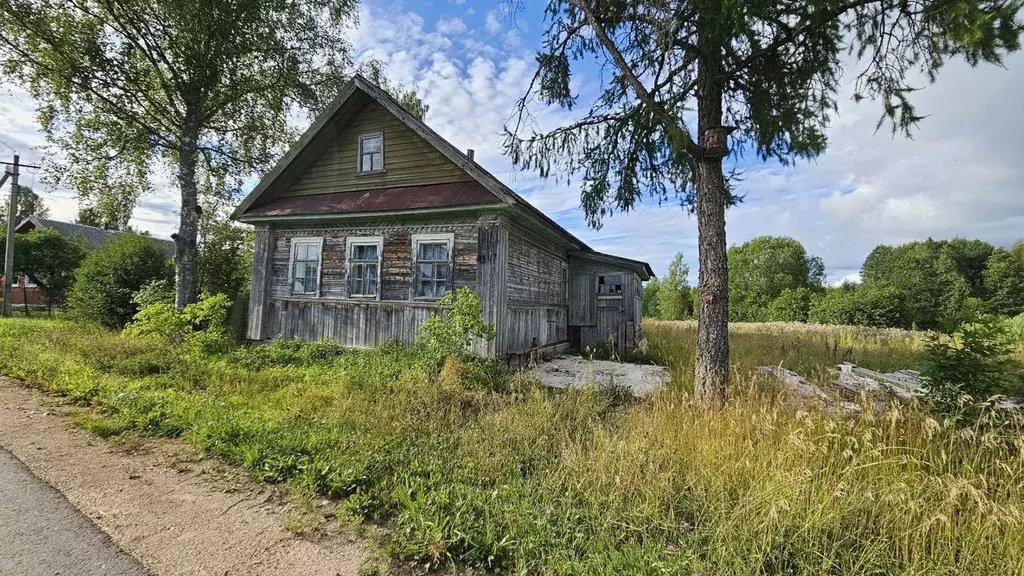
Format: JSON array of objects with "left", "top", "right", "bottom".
[{"left": 0, "top": 317, "right": 1021, "bottom": 574}]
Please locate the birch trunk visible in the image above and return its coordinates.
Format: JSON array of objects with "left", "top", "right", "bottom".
[{"left": 174, "top": 108, "right": 201, "bottom": 311}]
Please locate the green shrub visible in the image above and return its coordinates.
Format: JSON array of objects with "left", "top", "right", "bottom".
[
  {"left": 921, "top": 316, "right": 1024, "bottom": 413},
  {"left": 67, "top": 233, "right": 170, "bottom": 328},
  {"left": 231, "top": 337, "right": 347, "bottom": 370},
  {"left": 416, "top": 289, "right": 495, "bottom": 367},
  {"left": 124, "top": 293, "right": 232, "bottom": 355},
  {"left": 131, "top": 279, "right": 175, "bottom": 309},
  {"left": 765, "top": 287, "right": 813, "bottom": 322},
  {"left": 808, "top": 284, "right": 905, "bottom": 328}
]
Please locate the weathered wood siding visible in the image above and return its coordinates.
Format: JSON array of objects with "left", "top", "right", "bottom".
[
  {"left": 568, "top": 256, "right": 643, "bottom": 352},
  {"left": 475, "top": 219, "right": 509, "bottom": 355},
  {"left": 265, "top": 299, "right": 434, "bottom": 346},
  {"left": 281, "top": 101, "right": 473, "bottom": 197},
  {"left": 246, "top": 226, "right": 274, "bottom": 340},
  {"left": 504, "top": 228, "right": 569, "bottom": 350},
  {"left": 255, "top": 218, "right": 483, "bottom": 348}
]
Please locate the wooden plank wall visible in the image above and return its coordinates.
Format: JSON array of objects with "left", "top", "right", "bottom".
[
  {"left": 258, "top": 218, "right": 482, "bottom": 348},
  {"left": 475, "top": 219, "right": 508, "bottom": 355},
  {"left": 246, "top": 226, "right": 273, "bottom": 340},
  {"left": 281, "top": 100, "right": 473, "bottom": 197},
  {"left": 265, "top": 299, "right": 434, "bottom": 347},
  {"left": 568, "top": 256, "right": 643, "bottom": 352},
  {"left": 504, "top": 228, "right": 569, "bottom": 351}
]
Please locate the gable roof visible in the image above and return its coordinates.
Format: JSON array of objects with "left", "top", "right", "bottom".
[
  {"left": 16, "top": 216, "right": 176, "bottom": 258},
  {"left": 16, "top": 216, "right": 116, "bottom": 249},
  {"left": 232, "top": 75, "right": 587, "bottom": 250}
]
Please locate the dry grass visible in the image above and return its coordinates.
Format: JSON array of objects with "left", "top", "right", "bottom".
[{"left": 0, "top": 317, "right": 1022, "bottom": 574}]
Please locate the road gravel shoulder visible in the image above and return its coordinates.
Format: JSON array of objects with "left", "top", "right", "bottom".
[{"left": 0, "top": 377, "right": 370, "bottom": 576}]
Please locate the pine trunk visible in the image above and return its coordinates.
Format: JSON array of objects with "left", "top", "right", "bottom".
[
  {"left": 694, "top": 6, "right": 729, "bottom": 406},
  {"left": 174, "top": 110, "right": 201, "bottom": 311}
]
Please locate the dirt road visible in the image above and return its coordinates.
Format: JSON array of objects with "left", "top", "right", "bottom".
[{"left": 0, "top": 378, "right": 369, "bottom": 576}]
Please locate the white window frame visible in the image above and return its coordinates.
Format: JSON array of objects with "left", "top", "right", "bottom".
[
  {"left": 596, "top": 272, "right": 624, "bottom": 299},
  {"left": 346, "top": 236, "right": 383, "bottom": 299},
  {"left": 288, "top": 237, "right": 323, "bottom": 297},
  {"left": 22, "top": 275, "right": 36, "bottom": 288},
  {"left": 357, "top": 132, "right": 385, "bottom": 174},
  {"left": 411, "top": 233, "right": 454, "bottom": 300}
]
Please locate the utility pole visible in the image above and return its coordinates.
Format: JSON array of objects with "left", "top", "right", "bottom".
[{"left": 3, "top": 154, "right": 19, "bottom": 317}]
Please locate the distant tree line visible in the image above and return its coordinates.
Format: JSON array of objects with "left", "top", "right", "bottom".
[{"left": 644, "top": 236, "right": 1024, "bottom": 330}]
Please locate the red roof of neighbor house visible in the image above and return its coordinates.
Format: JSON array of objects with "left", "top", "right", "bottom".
[{"left": 240, "top": 181, "right": 502, "bottom": 218}]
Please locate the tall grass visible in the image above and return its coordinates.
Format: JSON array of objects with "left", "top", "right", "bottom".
[{"left": 0, "top": 317, "right": 1022, "bottom": 575}]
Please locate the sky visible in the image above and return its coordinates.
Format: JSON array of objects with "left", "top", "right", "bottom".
[{"left": 1, "top": 0, "right": 1023, "bottom": 285}]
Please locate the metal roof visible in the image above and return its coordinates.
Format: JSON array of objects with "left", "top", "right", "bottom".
[
  {"left": 239, "top": 181, "right": 501, "bottom": 219},
  {"left": 16, "top": 216, "right": 176, "bottom": 258}
]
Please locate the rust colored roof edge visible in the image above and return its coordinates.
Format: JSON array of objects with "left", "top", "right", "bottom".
[{"left": 239, "top": 181, "right": 502, "bottom": 219}]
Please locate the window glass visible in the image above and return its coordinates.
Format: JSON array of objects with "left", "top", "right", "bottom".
[
  {"left": 348, "top": 241, "right": 380, "bottom": 297},
  {"left": 291, "top": 240, "right": 321, "bottom": 295},
  {"left": 415, "top": 240, "right": 451, "bottom": 298},
  {"left": 359, "top": 134, "right": 383, "bottom": 172}
]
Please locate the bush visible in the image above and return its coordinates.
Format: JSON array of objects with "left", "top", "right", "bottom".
[
  {"left": 230, "top": 337, "right": 347, "bottom": 370},
  {"left": 416, "top": 288, "right": 495, "bottom": 367},
  {"left": 765, "top": 287, "right": 813, "bottom": 322},
  {"left": 124, "top": 293, "right": 233, "bottom": 355},
  {"left": 921, "top": 316, "right": 1024, "bottom": 414},
  {"left": 808, "top": 284, "right": 905, "bottom": 328},
  {"left": 132, "top": 279, "right": 175, "bottom": 309},
  {"left": 67, "top": 233, "right": 170, "bottom": 328}
]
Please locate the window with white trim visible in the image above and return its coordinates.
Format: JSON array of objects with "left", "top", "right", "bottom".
[
  {"left": 358, "top": 132, "right": 384, "bottom": 173},
  {"left": 597, "top": 273, "right": 623, "bottom": 296},
  {"left": 347, "top": 236, "right": 382, "bottom": 298},
  {"left": 289, "top": 237, "right": 322, "bottom": 295},
  {"left": 412, "top": 234, "right": 453, "bottom": 299}
]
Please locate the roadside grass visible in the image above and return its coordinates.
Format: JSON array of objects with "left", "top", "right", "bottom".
[{"left": 1, "top": 317, "right": 1023, "bottom": 575}]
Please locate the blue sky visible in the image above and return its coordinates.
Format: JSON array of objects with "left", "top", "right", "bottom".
[{"left": 2, "top": 0, "right": 1024, "bottom": 285}]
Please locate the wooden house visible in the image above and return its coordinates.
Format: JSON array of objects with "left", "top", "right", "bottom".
[{"left": 232, "top": 76, "right": 653, "bottom": 357}]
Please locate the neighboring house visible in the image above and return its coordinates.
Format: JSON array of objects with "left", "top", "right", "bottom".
[
  {"left": 5, "top": 216, "right": 175, "bottom": 307},
  {"left": 232, "top": 75, "right": 653, "bottom": 356}
]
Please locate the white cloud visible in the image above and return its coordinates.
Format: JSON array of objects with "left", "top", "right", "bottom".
[
  {"left": 484, "top": 10, "right": 502, "bottom": 34},
  {"left": 435, "top": 17, "right": 467, "bottom": 36},
  {"left": 3, "top": 5, "right": 1022, "bottom": 285}
]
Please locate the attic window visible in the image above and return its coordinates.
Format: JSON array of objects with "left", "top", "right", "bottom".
[{"left": 358, "top": 132, "right": 384, "bottom": 173}]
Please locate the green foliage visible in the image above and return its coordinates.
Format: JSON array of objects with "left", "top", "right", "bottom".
[
  {"left": 503, "top": 0, "right": 1022, "bottom": 228},
  {"left": 198, "top": 219, "right": 252, "bottom": 303},
  {"left": 1004, "top": 313, "right": 1024, "bottom": 344},
  {"left": 656, "top": 252, "right": 692, "bottom": 320},
  {"left": 808, "top": 284, "right": 906, "bottom": 328},
  {"left": 921, "top": 316, "right": 1024, "bottom": 413},
  {"left": 124, "top": 293, "right": 232, "bottom": 355},
  {"left": 4, "top": 228, "right": 87, "bottom": 309},
  {"left": 983, "top": 242, "right": 1024, "bottom": 317},
  {"left": 66, "top": 233, "right": 169, "bottom": 328},
  {"left": 230, "top": 338, "right": 348, "bottom": 371},
  {"left": 1, "top": 317, "right": 1022, "bottom": 574},
  {"left": 641, "top": 277, "right": 661, "bottom": 317},
  {"left": 728, "top": 236, "right": 824, "bottom": 322},
  {"left": 861, "top": 239, "right": 978, "bottom": 330},
  {"left": 765, "top": 287, "right": 813, "bottom": 323},
  {"left": 131, "top": 279, "right": 175, "bottom": 310},
  {"left": 416, "top": 289, "right": 496, "bottom": 366}
]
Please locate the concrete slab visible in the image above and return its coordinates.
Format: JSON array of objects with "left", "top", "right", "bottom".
[{"left": 531, "top": 356, "right": 670, "bottom": 397}]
